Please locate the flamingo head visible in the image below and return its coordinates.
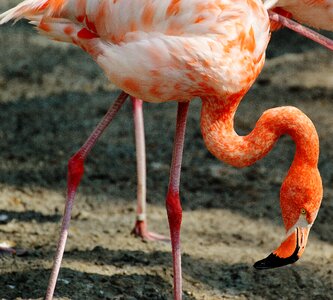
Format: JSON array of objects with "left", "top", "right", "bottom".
[{"left": 254, "top": 166, "right": 323, "bottom": 269}]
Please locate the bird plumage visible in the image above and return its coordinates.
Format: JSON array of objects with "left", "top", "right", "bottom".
[{"left": 0, "top": 0, "right": 270, "bottom": 103}]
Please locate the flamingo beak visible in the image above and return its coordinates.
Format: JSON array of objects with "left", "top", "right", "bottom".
[{"left": 253, "top": 226, "right": 310, "bottom": 269}]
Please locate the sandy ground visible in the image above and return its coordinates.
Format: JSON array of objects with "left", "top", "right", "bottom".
[{"left": 0, "top": 2, "right": 333, "bottom": 299}]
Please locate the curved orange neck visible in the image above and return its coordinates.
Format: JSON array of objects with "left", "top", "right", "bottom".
[{"left": 200, "top": 93, "right": 319, "bottom": 169}]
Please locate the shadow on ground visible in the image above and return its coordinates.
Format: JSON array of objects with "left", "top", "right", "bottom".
[{"left": 0, "top": 247, "right": 332, "bottom": 299}]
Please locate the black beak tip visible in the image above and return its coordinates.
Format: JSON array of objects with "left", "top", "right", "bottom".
[
  {"left": 253, "top": 257, "right": 272, "bottom": 270},
  {"left": 253, "top": 252, "right": 299, "bottom": 270}
]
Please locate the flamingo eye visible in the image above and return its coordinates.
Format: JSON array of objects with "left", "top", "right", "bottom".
[{"left": 301, "top": 208, "right": 307, "bottom": 215}]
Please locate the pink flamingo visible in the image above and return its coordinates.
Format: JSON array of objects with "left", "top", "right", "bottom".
[
  {"left": 265, "top": 0, "right": 333, "bottom": 31},
  {"left": 265, "top": 0, "right": 333, "bottom": 50},
  {"left": 0, "top": 0, "right": 325, "bottom": 299}
]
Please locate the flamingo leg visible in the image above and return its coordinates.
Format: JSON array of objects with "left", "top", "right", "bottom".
[
  {"left": 268, "top": 11, "right": 333, "bottom": 51},
  {"left": 166, "top": 101, "right": 190, "bottom": 300},
  {"left": 130, "top": 97, "right": 169, "bottom": 241},
  {"left": 45, "top": 91, "right": 128, "bottom": 300}
]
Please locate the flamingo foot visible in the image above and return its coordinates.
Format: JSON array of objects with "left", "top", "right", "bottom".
[
  {"left": 131, "top": 220, "right": 170, "bottom": 242},
  {"left": 0, "top": 242, "right": 27, "bottom": 256},
  {"left": 0, "top": 246, "right": 16, "bottom": 256}
]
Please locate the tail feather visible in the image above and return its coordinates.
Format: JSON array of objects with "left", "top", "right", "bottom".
[
  {"left": 0, "top": 0, "right": 103, "bottom": 58},
  {"left": 33, "top": 16, "right": 80, "bottom": 43},
  {"left": 0, "top": 0, "right": 49, "bottom": 25}
]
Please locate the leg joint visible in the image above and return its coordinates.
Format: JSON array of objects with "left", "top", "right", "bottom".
[
  {"left": 67, "top": 153, "right": 85, "bottom": 188},
  {"left": 166, "top": 191, "right": 182, "bottom": 228}
]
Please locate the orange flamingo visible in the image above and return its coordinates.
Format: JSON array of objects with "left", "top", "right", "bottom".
[{"left": 0, "top": 0, "right": 324, "bottom": 299}]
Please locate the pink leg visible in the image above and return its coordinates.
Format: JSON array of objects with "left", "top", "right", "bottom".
[
  {"left": 45, "top": 91, "right": 128, "bottom": 300},
  {"left": 166, "top": 101, "right": 189, "bottom": 300},
  {"left": 130, "top": 97, "right": 169, "bottom": 242},
  {"left": 268, "top": 11, "right": 333, "bottom": 51}
]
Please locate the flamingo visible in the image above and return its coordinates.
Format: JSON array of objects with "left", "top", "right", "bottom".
[
  {"left": 264, "top": 0, "right": 333, "bottom": 50},
  {"left": 265, "top": 0, "right": 333, "bottom": 31},
  {"left": 0, "top": 0, "right": 324, "bottom": 299}
]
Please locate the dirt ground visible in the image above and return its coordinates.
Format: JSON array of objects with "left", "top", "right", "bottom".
[{"left": 0, "top": 2, "right": 332, "bottom": 299}]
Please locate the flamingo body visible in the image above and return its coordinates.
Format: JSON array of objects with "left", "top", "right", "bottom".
[{"left": 1, "top": 0, "right": 270, "bottom": 103}]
